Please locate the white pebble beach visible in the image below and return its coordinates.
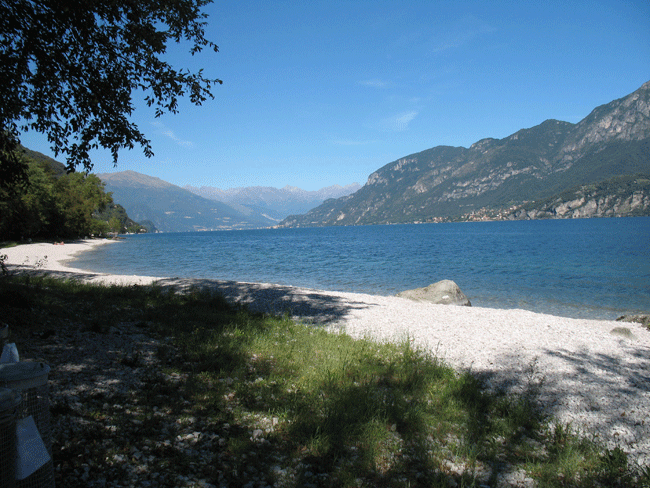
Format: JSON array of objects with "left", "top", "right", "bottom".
[{"left": 2, "top": 238, "right": 649, "bottom": 466}]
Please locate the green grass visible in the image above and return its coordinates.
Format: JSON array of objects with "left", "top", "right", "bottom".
[{"left": 2, "top": 275, "right": 649, "bottom": 487}]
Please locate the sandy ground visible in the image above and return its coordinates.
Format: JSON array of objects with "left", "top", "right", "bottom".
[{"left": 2, "top": 239, "right": 650, "bottom": 466}]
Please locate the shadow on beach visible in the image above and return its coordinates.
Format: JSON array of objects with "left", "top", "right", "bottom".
[
  {"left": 153, "top": 277, "right": 375, "bottom": 325},
  {"left": 5, "top": 266, "right": 109, "bottom": 284},
  {"left": 6, "top": 266, "right": 375, "bottom": 325},
  {"left": 472, "top": 343, "right": 650, "bottom": 460}
]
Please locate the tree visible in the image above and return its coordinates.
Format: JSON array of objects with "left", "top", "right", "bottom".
[
  {"left": 17, "top": 161, "right": 57, "bottom": 237},
  {"left": 0, "top": 0, "right": 221, "bottom": 187},
  {"left": 52, "top": 172, "right": 113, "bottom": 237},
  {"left": 108, "top": 216, "right": 122, "bottom": 234},
  {"left": 0, "top": 153, "right": 139, "bottom": 241}
]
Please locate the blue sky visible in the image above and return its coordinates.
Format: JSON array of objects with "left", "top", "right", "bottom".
[{"left": 20, "top": 0, "right": 650, "bottom": 191}]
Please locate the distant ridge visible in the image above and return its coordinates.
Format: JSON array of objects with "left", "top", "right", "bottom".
[
  {"left": 184, "top": 182, "right": 361, "bottom": 220},
  {"left": 99, "top": 171, "right": 361, "bottom": 232},
  {"left": 98, "top": 170, "right": 173, "bottom": 189},
  {"left": 98, "top": 171, "right": 276, "bottom": 232},
  {"left": 279, "top": 81, "right": 650, "bottom": 227}
]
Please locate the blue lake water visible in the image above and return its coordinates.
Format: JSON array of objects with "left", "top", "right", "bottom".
[{"left": 70, "top": 217, "right": 650, "bottom": 320}]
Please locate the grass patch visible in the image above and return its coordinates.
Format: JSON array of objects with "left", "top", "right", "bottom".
[{"left": 2, "top": 274, "right": 649, "bottom": 487}]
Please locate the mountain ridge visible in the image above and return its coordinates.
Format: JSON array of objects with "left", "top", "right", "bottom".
[
  {"left": 98, "top": 171, "right": 273, "bottom": 232},
  {"left": 99, "top": 171, "right": 361, "bottom": 231},
  {"left": 98, "top": 170, "right": 174, "bottom": 189},
  {"left": 183, "top": 182, "right": 361, "bottom": 220},
  {"left": 279, "top": 81, "right": 650, "bottom": 227}
]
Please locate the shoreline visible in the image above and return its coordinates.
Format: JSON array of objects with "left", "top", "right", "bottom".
[
  {"left": 2, "top": 238, "right": 650, "bottom": 464},
  {"left": 1, "top": 238, "right": 162, "bottom": 286}
]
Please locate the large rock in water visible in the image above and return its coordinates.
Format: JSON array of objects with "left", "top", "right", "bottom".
[{"left": 396, "top": 280, "right": 471, "bottom": 306}]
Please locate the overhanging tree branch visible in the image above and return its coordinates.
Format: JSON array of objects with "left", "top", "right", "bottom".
[{"left": 0, "top": 0, "right": 221, "bottom": 186}]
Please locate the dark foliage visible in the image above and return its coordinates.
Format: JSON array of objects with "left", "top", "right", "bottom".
[
  {"left": 0, "top": 152, "right": 143, "bottom": 240},
  {"left": 0, "top": 0, "right": 221, "bottom": 186}
]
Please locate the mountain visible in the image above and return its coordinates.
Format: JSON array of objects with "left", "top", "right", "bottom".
[
  {"left": 503, "top": 174, "right": 650, "bottom": 220},
  {"left": 19, "top": 146, "right": 67, "bottom": 177},
  {"left": 183, "top": 183, "right": 361, "bottom": 221},
  {"left": 279, "top": 81, "right": 650, "bottom": 227},
  {"left": 98, "top": 171, "right": 276, "bottom": 232}
]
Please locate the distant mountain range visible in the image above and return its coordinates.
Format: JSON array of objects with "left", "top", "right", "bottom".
[
  {"left": 98, "top": 171, "right": 360, "bottom": 232},
  {"left": 183, "top": 183, "right": 361, "bottom": 221},
  {"left": 279, "top": 81, "right": 650, "bottom": 227}
]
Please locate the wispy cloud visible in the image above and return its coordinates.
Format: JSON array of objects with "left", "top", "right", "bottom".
[
  {"left": 396, "top": 111, "right": 418, "bottom": 130},
  {"left": 153, "top": 121, "right": 194, "bottom": 148},
  {"left": 358, "top": 79, "right": 390, "bottom": 88},
  {"left": 375, "top": 110, "right": 419, "bottom": 132}
]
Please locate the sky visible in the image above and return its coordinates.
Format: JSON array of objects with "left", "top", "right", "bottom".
[{"left": 19, "top": 0, "right": 650, "bottom": 191}]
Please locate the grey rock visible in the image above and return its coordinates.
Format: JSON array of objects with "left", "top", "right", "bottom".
[
  {"left": 610, "top": 327, "right": 636, "bottom": 339},
  {"left": 396, "top": 280, "right": 471, "bottom": 306}
]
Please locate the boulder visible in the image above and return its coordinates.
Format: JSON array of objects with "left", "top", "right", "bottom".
[
  {"left": 396, "top": 280, "right": 471, "bottom": 306},
  {"left": 610, "top": 327, "right": 636, "bottom": 340}
]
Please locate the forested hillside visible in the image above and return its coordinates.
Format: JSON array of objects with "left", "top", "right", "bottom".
[{"left": 0, "top": 147, "right": 144, "bottom": 241}]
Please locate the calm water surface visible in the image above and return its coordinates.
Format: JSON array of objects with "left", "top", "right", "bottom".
[{"left": 71, "top": 218, "right": 650, "bottom": 320}]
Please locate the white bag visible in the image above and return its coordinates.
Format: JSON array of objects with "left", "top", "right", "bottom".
[
  {"left": 15, "top": 415, "right": 51, "bottom": 480},
  {"left": 0, "top": 343, "right": 19, "bottom": 363}
]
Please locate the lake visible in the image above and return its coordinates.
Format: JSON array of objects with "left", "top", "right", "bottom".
[{"left": 70, "top": 217, "right": 650, "bottom": 320}]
